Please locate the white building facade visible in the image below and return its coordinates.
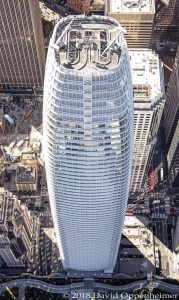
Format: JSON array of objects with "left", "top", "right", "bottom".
[
  {"left": 129, "top": 49, "right": 165, "bottom": 194},
  {"left": 43, "top": 16, "right": 133, "bottom": 272}
]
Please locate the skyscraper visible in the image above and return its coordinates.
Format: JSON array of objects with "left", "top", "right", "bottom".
[
  {"left": 43, "top": 16, "right": 133, "bottom": 273},
  {"left": 0, "top": 0, "right": 45, "bottom": 90},
  {"left": 105, "top": 0, "right": 155, "bottom": 48},
  {"left": 130, "top": 49, "right": 165, "bottom": 195},
  {"left": 164, "top": 46, "right": 179, "bottom": 147},
  {"left": 164, "top": 46, "right": 179, "bottom": 190}
]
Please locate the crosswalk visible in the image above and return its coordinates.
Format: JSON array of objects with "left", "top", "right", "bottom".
[
  {"left": 144, "top": 197, "right": 150, "bottom": 208},
  {"left": 164, "top": 196, "right": 170, "bottom": 215},
  {"left": 151, "top": 213, "right": 167, "bottom": 219}
]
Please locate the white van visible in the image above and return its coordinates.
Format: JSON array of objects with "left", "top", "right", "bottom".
[{"left": 153, "top": 200, "right": 160, "bottom": 205}]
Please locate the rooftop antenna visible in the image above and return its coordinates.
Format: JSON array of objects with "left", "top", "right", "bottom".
[
  {"left": 100, "top": 27, "right": 125, "bottom": 57},
  {"left": 53, "top": 17, "right": 75, "bottom": 49}
]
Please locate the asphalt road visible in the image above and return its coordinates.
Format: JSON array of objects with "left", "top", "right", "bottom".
[
  {"left": 0, "top": 279, "right": 84, "bottom": 294},
  {"left": 1, "top": 279, "right": 179, "bottom": 294},
  {"left": 151, "top": 201, "right": 168, "bottom": 247}
]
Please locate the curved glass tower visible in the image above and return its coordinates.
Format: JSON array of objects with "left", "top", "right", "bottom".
[{"left": 43, "top": 15, "right": 133, "bottom": 273}]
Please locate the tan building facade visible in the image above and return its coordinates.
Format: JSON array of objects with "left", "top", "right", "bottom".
[
  {"left": 0, "top": 0, "right": 45, "bottom": 90},
  {"left": 105, "top": 0, "right": 155, "bottom": 48}
]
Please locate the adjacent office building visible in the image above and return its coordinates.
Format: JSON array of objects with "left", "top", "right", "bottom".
[
  {"left": 0, "top": 0, "right": 45, "bottom": 90},
  {"left": 43, "top": 16, "right": 133, "bottom": 272},
  {"left": 130, "top": 49, "right": 165, "bottom": 195},
  {"left": 167, "top": 121, "right": 179, "bottom": 190},
  {"left": 0, "top": 188, "right": 34, "bottom": 268},
  {"left": 164, "top": 46, "right": 179, "bottom": 147},
  {"left": 164, "top": 47, "right": 179, "bottom": 190},
  {"left": 150, "top": 0, "right": 179, "bottom": 49},
  {"left": 105, "top": 0, "right": 155, "bottom": 48}
]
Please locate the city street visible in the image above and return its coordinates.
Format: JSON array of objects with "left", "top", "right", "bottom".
[
  {"left": 1, "top": 278, "right": 179, "bottom": 297},
  {"left": 151, "top": 201, "right": 168, "bottom": 247}
]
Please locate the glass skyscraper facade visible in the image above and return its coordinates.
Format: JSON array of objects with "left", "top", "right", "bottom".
[{"left": 43, "top": 15, "right": 133, "bottom": 272}]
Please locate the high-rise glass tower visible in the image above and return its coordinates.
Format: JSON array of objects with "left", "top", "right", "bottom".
[{"left": 43, "top": 16, "right": 133, "bottom": 273}]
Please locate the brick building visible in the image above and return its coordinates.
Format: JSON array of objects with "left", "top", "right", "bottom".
[{"left": 68, "top": 0, "right": 90, "bottom": 14}]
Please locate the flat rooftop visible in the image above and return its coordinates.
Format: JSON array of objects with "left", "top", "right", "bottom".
[
  {"left": 124, "top": 215, "right": 150, "bottom": 227},
  {"left": 130, "top": 49, "right": 164, "bottom": 104},
  {"left": 51, "top": 16, "right": 126, "bottom": 71},
  {"left": 106, "top": 0, "right": 155, "bottom": 13},
  {"left": 16, "top": 166, "right": 36, "bottom": 184}
]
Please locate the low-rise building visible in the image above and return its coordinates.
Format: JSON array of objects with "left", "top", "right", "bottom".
[
  {"left": 15, "top": 165, "right": 37, "bottom": 191},
  {"left": 68, "top": 0, "right": 90, "bottom": 14},
  {"left": 21, "top": 153, "right": 37, "bottom": 166}
]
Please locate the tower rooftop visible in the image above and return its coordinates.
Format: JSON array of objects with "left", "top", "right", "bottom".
[
  {"left": 106, "top": 0, "right": 155, "bottom": 13},
  {"left": 50, "top": 16, "right": 126, "bottom": 71},
  {"left": 130, "top": 49, "right": 164, "bottom": 105}
]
